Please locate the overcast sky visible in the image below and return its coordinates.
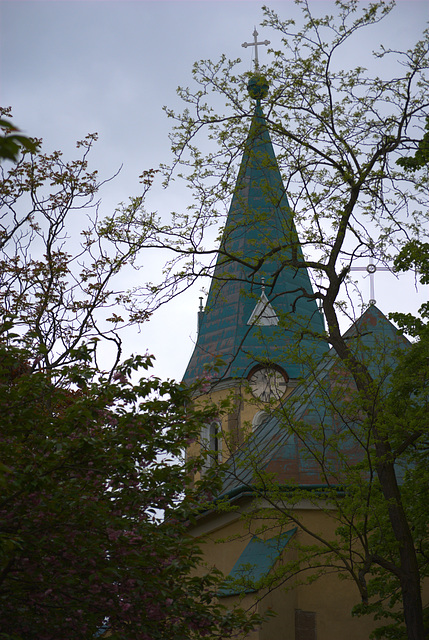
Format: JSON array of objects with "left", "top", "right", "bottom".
[{"left": 1, "top": 0, "right": 428, "bottom": 381}]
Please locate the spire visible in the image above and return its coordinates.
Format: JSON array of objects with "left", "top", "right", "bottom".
[{"left": 183, "top": 78, "right": 327, "bottom": 385}]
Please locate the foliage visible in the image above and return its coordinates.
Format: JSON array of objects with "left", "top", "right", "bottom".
[
  {"left": 0, "top": 334, "right": 262, "bottom": 639},
  {"left": 0, "top": 108, "right": 39, "bottom": 162},
  {"left": 0, "top": 105, "right": 160, "bottom": 374},
  {"left": 390, "top": 239, "right": 429, "bottom": 337}
]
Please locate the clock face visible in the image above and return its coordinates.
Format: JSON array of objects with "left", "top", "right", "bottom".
[{"left": 248, "top": 366, "right": 288, "bottom": 402}]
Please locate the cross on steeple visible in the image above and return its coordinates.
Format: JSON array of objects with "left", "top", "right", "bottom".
[
  {"left": 242, "top": 28, "right": 270, "bottom": 69},
  {"left": 351, "top": 258, "right": 391, "bottom": 305}
]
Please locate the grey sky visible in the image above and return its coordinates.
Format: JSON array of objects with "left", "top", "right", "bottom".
[{"left": 1, "top": 0, "right": 428, "bottom": 380}]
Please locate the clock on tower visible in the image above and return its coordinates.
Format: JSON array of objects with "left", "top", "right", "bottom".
[{"left": 247, "top": 365, "right": 288, "bottom": 402}]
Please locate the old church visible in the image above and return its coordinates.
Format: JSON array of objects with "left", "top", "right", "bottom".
[{"left": 181, "top": 72, "right": 420, "bottom": 640}]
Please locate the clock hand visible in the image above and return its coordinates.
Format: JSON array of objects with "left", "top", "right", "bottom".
[{"left": 262, "top": 379, "right": 272, "bottom": 402}]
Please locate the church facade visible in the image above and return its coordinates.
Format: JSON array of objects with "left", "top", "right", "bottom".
[{"left": 182, "top": 76, "right": 419, "bottom": 639}]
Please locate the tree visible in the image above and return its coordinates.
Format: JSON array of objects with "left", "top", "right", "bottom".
[
  {"left": 103, "top": 2, "right": 428, "bottom": 638},
  {"left": 0, "top": 118, "right": 263, "bottom": 639},
  {"left": 0, "top": 108, "right": 39, "bottom": 162},
  {"left": 0, "top": 337, "right": 263, "bottom": 639},
  {"left": 0, "top": 105, "right": 157, "bottom": 375},
  {"left": 211, "top": 305, "right": 428, "bottom": 640}
]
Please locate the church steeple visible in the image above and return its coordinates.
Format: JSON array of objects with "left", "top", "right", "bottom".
[{"left": 183, "top": 76, "right": 326, "bottom": 385}]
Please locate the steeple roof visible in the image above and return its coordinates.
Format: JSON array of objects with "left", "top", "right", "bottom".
[{"left": 183, "top": 80, "right": 327, "bottom": 385}]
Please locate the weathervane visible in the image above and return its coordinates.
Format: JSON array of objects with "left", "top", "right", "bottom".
[
  {"left": 350, "top": 258, "right": 390, "bottom": 305},
  {"left": 242, "top": 28, "right": 270, "bottom": 69}
]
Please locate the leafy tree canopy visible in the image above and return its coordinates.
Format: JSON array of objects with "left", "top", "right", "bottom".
[
  {"left": 0, "top": 109, "right": 263, "bottom": 639},
  {"left": 0, "top": 108, "right": 39, "bottom": 162},
  {"left": 0, "top": 336, "right": 262, "bottom": 639}
]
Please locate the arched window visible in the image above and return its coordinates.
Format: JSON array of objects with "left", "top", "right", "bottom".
[
  {"left": 252, "top": 411, "right": 270, "bottom": 430},
  {"left": 201, "top": 420, "right": 222, "bottom": 470}
]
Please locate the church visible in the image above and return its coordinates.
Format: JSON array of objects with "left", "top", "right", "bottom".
[{"left": 181, "top": 71, "right": 420, "bottom": 639}]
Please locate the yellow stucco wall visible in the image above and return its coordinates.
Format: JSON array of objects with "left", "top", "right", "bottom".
[
  {"left": 187, "top": 386, "right": 428, "bottom": 640},
  {"left": 191, "top": 502, "right": 388, "bottom": 640},
  {"left": 187, "top": 380, "right": 297, "bottom": 479}
]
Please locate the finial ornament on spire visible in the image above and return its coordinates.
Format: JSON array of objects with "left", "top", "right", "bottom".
[{"left": 242, "top": 28, "right": 270, "bottom": 70}]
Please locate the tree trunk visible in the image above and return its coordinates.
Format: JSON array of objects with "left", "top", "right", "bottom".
[
  {"left": 376, "top": 455, "right": 425, "bottom": 640},
  {"left": 325, "top": 303, "right": 425, "bottom": 639}
]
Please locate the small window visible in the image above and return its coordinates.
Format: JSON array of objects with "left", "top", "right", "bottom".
[
  {"left": 252, "top": 411, "right": 270, "bottom": 430},
  {"left": 201, "top": 421, "right": 222, "bottom": 469},
  {"left": 209, "top": 422, "right": 220, "bottom": 457}
]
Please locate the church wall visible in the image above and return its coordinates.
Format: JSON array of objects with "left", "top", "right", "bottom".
[
  {"left": 187, "top": 381, "right": 296, "bottom": 483},
  {"left": 259, "top": 582, "right": 297, "bottom": 640},
  {"left": 295, "top": 573, "right": 376, "bottom": 640},
  {"left": 186, "top": 384, "right": 250, "bottom": 479},
  {"left": 192, "top": 501, "right": 384, "bottom": 640},
  {"left": 289, "top": 507, "right": 377, "bottom": 640},
  {"left": 195, "top": 512, "right": 298, "bottom": 640}
]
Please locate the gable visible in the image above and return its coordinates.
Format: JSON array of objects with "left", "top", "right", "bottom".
[{"left": 247, "top": 291, "right": 279, "bottom": 326}]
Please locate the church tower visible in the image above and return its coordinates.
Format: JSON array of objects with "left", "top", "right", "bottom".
[
  {"left": 183, "top": 74, "right": 327, "bottom": 457},
  {"left": 181, "top": 39, "right": 426, "bottom": 640}
]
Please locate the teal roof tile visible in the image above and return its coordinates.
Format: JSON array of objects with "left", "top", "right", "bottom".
[
  {"left": 183, "top": 92, "right": 326, "bottom": 384},
  {"left": 219, "top": 306, "right": 410, "bottom": 493}
]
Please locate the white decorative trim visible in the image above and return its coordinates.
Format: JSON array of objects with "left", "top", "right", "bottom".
[
  {"left": 252, "top": 411, "right": 270, "bottom": 429},
  {"left": 247, "top": 291, "right": 279, "bottom": 326},
  {"left": 201, "top": 420, "right": 222, "bottom": 471}
]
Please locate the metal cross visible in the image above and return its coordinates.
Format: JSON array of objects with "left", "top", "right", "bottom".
[
  {"left": 350, "top": 258, "right": 391, "bottom": 306},
  {"left": 242, "top": 28, "right": 270, "bottom": 69}
]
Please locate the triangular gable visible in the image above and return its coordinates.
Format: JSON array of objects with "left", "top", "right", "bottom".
[
  {"left": 218, "top": 528, "right": 297, "bottom": 597},
  {"left": 247, "top": 291, "right": 279, "bottom": 326}
]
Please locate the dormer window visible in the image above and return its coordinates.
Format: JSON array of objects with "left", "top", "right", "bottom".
[{"left": 247, "top": 291, "right": 279, "bottom": 326}]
